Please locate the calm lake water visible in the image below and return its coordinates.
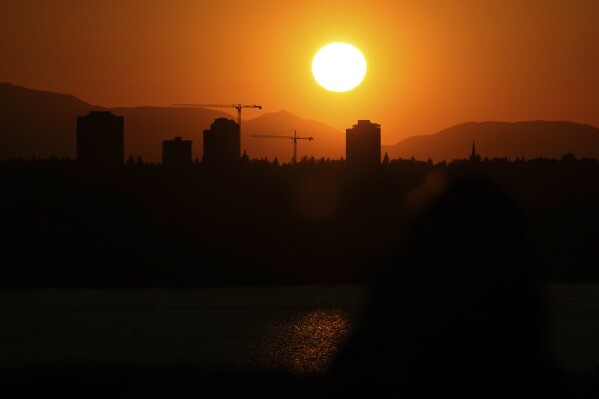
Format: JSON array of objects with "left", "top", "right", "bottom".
[{"left": 0, "top": 284, "right": 597, "bottom": 376}]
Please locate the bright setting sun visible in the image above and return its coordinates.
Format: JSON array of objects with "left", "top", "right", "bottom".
[{"left": 312, "top": 43, "right": 367, "bottom": 92}]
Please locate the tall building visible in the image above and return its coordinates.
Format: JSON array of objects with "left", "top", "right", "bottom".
[
  {"left": 77, "top": 111, "right": 124, "bottom": 169},
  {"left": 203, "top": 118, "right": 240, "bottom": 164},
  {"left": 346, "top": 120, "right": 381, "bottom": 167},
  {"left": 163, "top": 136, "right": 193, "bottom": 168}
]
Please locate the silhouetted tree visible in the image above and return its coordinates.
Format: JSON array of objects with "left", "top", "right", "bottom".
[
  {"left": 561, "top": 152, "right": 577, "bottom": 163},
  {"left": 126, "top": 154, "right": 135, "bottom": 168},
  {"left": 2, "top": 154, "right": 599, "bottom": 289},
  {"left": 240, "top": 150, "right": 250, "bottom": 164},
  {"left": 382, "top": 152, "right": 390, "bottom": 165}
]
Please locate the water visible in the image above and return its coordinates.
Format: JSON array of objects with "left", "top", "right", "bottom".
[
  {"left": 0, "top": 286, "right": 366, "bottom": 375},
  {"left": 0, "top": 284, "right": 597, "bottom": 376},
  {"left": 543, "top": 283, "right": 599, "bottom": 373}
]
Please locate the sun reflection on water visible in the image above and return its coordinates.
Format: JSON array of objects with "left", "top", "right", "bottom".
[{"left": 264, "top": 309, "right": 352, "bottom": 376}]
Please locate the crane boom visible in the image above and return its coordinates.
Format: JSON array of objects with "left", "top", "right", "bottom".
[
  {"left": 251, "top": 130, "right": 314, "bottom": 164},
  {"left": 172, "top": 103, "right": 262, "bottom": 127},
  {"left": 251, "top": 135, "right": 295, "bottom": 139}
]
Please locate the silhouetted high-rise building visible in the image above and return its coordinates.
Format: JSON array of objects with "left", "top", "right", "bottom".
[
  {"left": 346, "top": 120, "right": 381, "bottom": 167},
  {"left": 163, "top": 136, "right": 192, "bottom": 168},
  {"left": 77, "top": 111, "right": 124, "bottom": 169},
  {"left": 203, "top": 118, "right": 240, "bottom": 164}
]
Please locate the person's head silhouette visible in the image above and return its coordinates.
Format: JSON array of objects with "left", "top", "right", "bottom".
[{"left": 329, "top": 176, "right": 550, "bottom": 398}]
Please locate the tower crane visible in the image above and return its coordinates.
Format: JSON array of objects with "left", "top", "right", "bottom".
[
  {"left": 172, "top": 103, "right": 262, "bottom": 128},
  {"left": 251, "top": 130, "right": 314, "bottom": 164}
]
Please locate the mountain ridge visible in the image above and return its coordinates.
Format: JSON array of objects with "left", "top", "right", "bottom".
[
  {"left": 2, "top": 83, "right": 599, "bottom": 162},
  {"left": 0, "top": 82, "right": 344, "bottom": 162},
  {"left": 383, "top": 120, "right": 599, "bottom": 161}
]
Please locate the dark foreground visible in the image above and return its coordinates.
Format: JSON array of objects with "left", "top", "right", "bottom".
[
  {"left": 2, "top": 161, "right": 599, "bottom": 396},
  {"left": 0, "top": 285, "right": 597, "bottom": 397}
]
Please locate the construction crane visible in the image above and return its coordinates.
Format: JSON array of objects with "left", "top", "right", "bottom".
[
  {"left": 172, "top": 103, "right": 262, "bottom": 129},
  {"left": 251, "top": 130, "right": 314, "bottom": 164}
]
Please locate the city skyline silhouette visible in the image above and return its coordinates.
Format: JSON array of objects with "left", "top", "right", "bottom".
[{"left": 3, "top": 82, "right": 599, "bottom": 164}]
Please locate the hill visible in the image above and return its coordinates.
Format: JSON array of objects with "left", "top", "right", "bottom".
[
  {"left": 0, "top": 82, "right": 104, "bottom": 159},
  {"left": 4, "top": 83, "right": 599, "bottom": 162},
  {"left": 383, "top": 121, "right": 599, "bottom": 162},
  {"left": 0, "top": 83, "right": 237, "bottom": 162},
  {"left": 0, "top": 83, "right": 343, "bottom": 162}
]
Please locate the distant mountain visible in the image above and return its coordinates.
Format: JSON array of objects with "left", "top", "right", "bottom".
[
  {"left": 0, "top": 82, "right": 236, "bottom": 162},
  {"left": 383, "top": 121, "right": 599, "bottom": 162},
  {"left": 0, "top": 83, "right": 343, "bottom": 162},
  {"left": 4, "top": 83, "right": 599, "bottom": 163},
  {"left": 0, "top": 82, "right": 104, "bottom": 159}
]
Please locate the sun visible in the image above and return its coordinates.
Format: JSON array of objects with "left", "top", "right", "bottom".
[{"left": 312, "top": 43, "right": 367, "bottom": 92}]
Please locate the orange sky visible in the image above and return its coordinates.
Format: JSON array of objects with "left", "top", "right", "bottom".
[{"left": 1, "top": 0, "right": 598, "bottom": 144}]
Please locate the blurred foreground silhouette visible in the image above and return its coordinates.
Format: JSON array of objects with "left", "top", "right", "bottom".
[{"left": 327, "top": 176, "right": 597, "bottom": 398}]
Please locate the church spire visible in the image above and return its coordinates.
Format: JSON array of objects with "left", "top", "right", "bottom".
[{"left": 470, "top": 140, "right": 480, "bottom": 161}]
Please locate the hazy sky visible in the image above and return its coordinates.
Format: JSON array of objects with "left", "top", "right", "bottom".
[{"left": 1, "top": 0, "right": 598, "bottom": 144}]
